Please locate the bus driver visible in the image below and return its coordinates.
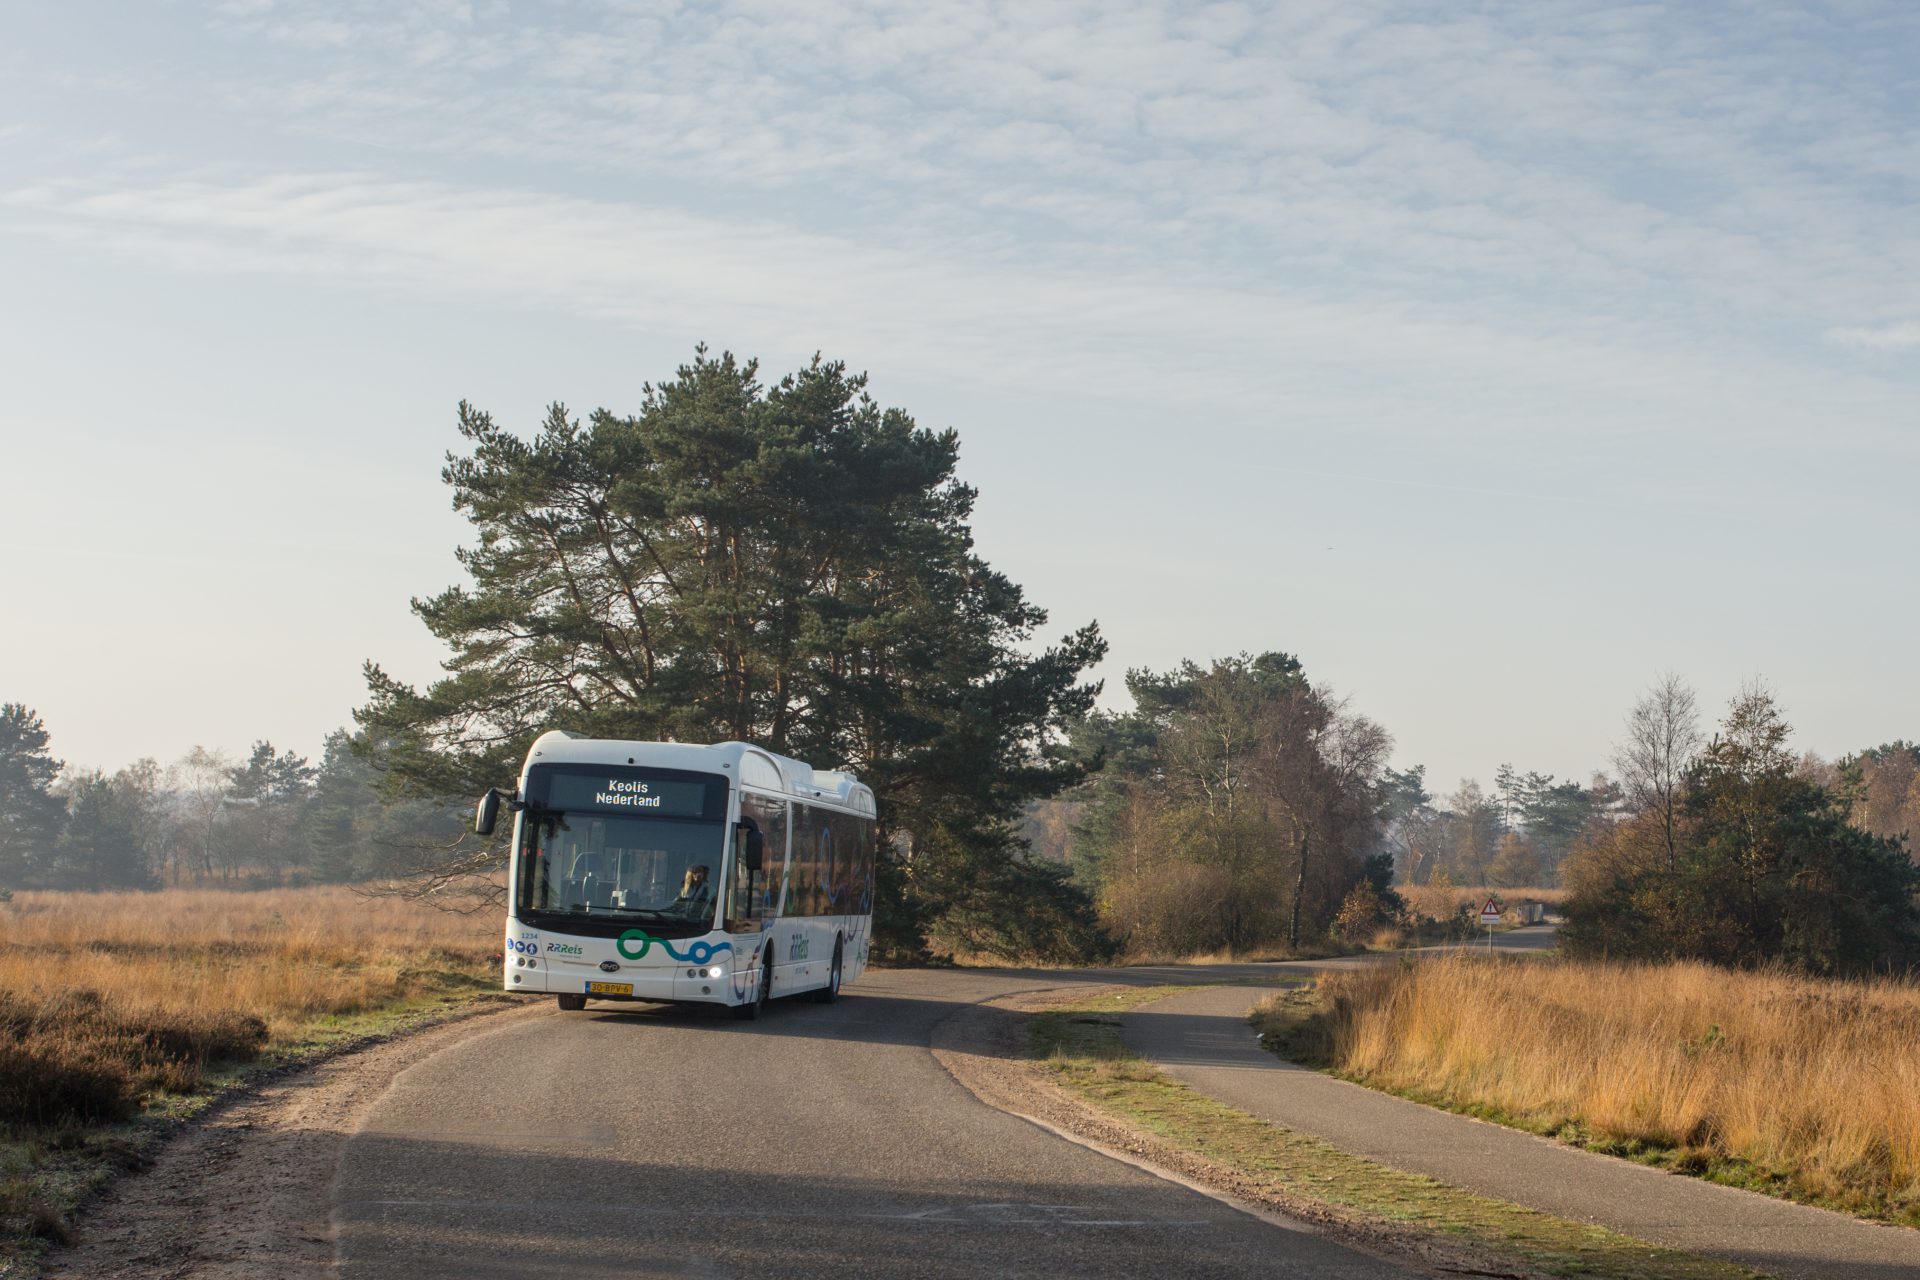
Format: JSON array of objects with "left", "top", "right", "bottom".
[{"left": 674, "top": 864, "right": 714, "bottom": 918}]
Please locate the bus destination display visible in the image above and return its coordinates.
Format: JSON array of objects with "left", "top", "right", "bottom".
[{"left": 543, "top": 771, "right": 713, "bottom": 818}]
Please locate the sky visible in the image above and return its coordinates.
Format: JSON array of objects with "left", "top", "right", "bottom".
[{"left": 2, "top": 0, "right": 1917, "bottom": 797}]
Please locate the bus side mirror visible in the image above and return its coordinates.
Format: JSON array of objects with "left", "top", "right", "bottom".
[
  {"left": 475, "top": 788, "right": 503, "bottom": 836},
  {"left": 742, "top": 826, "right": 765, "bottom": 873}
]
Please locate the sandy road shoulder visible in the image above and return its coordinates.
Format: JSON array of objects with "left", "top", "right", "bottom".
[{"left": 40, "top": 998, "right": 551, "bottom": 1280}]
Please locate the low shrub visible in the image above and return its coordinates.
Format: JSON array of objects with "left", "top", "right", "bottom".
[{"left": 0, "top": 989, "right": 268, "bottom": 1125}]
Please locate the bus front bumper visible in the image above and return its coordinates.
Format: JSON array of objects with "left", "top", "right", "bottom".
[{"left": 503, "top": 961, "right": 747, "bottom": 1005}]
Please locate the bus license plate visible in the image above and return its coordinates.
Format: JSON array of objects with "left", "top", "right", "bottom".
[{"left": 585, "top": 981, "right": 632, "bottom": 996}]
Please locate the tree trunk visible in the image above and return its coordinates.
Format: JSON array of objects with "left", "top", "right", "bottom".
[{"left": 1288, "top": 831, "right": 1311, "bottom": 951}]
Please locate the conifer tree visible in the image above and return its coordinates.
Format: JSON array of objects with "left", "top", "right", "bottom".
[
  {"left": 59, "top": 770, "right": 159, "bottom": 890},
  {"left": 0, "top": 703, "right": 65, "bottom": 888},
  {"left": 358, "top": 348, "right": 1106, "bottom": 958}
]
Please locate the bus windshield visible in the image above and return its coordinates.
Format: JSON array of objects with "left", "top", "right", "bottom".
[
  {"left": 514, "top": 765, "right": 729, "bottom": 929},
  {"left": 519, "top": 809, "right": 725, "bottom": 925}
]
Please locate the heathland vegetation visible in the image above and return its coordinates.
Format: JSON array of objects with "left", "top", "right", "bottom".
[
  {"left": 0, "top": 887, "right": 496, "bottom": 1249},
  {"left": 1259, "top": 954, "right": 1920, "bottom": 1224}
]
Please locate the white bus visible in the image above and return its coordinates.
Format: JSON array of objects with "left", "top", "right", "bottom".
[{"left": 476, "top": 733, "right": 876, "bottom": 1018}]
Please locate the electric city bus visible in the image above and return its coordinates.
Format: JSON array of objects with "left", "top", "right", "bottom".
[{"left": 476, "top": 732, "right": 876, "bottom": 1018}]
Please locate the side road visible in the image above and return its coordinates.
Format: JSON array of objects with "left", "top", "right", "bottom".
[{"left": 1122, "top": 985, "right": 1920, "bottom": 1280}]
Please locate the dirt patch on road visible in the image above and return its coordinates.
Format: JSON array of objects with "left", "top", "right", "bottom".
[{"left": 35, "top": 999, "right": 548, "bottom": 1280}]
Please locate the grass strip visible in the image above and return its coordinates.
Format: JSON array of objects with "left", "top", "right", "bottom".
[{"left": 1032, "top": 987, "right": 1767, "bottom": 1280}]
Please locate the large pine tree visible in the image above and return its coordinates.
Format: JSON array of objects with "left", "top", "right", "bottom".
[{"left": 358, "top": 348, "right": 1107, "bottom": 959}]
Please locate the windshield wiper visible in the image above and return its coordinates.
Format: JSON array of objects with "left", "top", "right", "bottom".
[{"left": 571, "top": 906, "right": 680, "bottom": 920}]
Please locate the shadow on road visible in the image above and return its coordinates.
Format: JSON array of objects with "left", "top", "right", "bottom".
[{"left": 331, "top": 1137, "right": 1388, "bottom": 1279}]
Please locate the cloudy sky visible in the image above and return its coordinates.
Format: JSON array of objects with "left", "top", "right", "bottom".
[{"left": 3, "top": 0, "right": 1916, "bottom": 794}]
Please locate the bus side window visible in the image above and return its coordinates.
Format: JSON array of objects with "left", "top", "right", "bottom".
[
  {"left": 861, "top": 818, "right": 875, "bottom": 914},
  {"left": 818, "top": 823, "right": 836, "bottom": 908},
  {"left": 728, "top": 818, "right": 759, "bottom": 928},
  {"left": 734, "top": 794, "right": 789, "bottom": 926},
  {"left": 787, "top": 805, "right": 810, "bottom": 917},
  {"left": 832, "top": 811, "right": 862, "bottom": 914},
  {"left": 766, "top": 796, "right": 790, "bottom": 917}
]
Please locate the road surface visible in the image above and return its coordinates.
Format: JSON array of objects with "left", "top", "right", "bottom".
[{"left": 328, "top": 967, "right": 1409, "bottom": 1279}]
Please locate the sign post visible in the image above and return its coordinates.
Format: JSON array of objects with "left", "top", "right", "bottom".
[{"left": 1479, "top": 896, "right": 1502, "bottom": 951}]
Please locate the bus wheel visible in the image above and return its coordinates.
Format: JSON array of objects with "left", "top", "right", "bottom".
[
  {"left": 813, "top": 940, "right": 843, "bottom": 1004},
  {"left": 733, "top": 950, "right": 772, "bottom": 1021},
  {"left": 556, "top": 993, "right": 587, "bottom": 1012}
]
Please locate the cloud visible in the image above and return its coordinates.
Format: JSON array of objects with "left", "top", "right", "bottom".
[
  {"left": 10, "top": 164, "right": 1912, "bottom": 464},
  {"left": 165, "top": 0, "right": 1919, "bottom": 346},
  {"left": 6, "top": 2, "right": 1917, "bottom": 444},
  {"left": 1825, "top": 320, "right": 1920, "bottom": 350}
]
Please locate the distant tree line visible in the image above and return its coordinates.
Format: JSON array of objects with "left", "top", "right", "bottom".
[
  {"left": 1019, "top": 670, "right": 1920, "bottom": 970},
  {"left": 0, "top": 704, "right": 459, "bottom": 894},
  {"left": 1375, "top": 764, "right": 1618, "bottom": 891}
]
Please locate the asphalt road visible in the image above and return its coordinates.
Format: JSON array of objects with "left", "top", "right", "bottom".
[{"left": 332, "top": 966, "right": 1414, "bottom": 1280}]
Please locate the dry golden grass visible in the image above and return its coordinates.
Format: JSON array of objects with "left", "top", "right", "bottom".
[
  {"left": 0, "top": 886, "right": 502, "bottom": 1254},
  {"left": 1399, "top": 884, "right": 1567, "bottom": 922},
  {"left": 0, "top": 886, "right": 497, "bottom": 1050},
  {"left": 1280, "top": 954, "right": 1920, "bottom": 1223}
]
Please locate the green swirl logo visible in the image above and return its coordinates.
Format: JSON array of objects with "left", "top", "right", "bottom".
[{"left": 616, "top": 929, "right": 732, "bottom": 965}]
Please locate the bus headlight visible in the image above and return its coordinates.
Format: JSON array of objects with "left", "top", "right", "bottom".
[{"left": 706, "top": 965, "right": 725, "bottom": 978}]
